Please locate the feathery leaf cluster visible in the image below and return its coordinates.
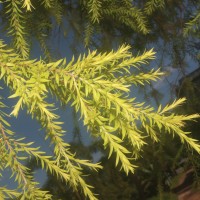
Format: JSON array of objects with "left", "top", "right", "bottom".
[
  {"left": 1, "top": 0, "right": 62, "bottom": 58},
  {"left": 1, "top": 38, "right": 200, "bottom": 199},
  {"left": 82, "top": 0, "right": 150, "bottom": 46},
  {"left": 5, "top": 0, "right": 30, "bottom": 58},
  {"left": 184, "top": 11, "right": 200, "bottom": 36},
  {"left": 0, "top": 0, "right": 200, "bottom": 199},
  {"left": 144, "top": 0, "right": 165, "bottom": 15},
  {"left": 1, "top": 0, "right": 150, "bottom": 56}
]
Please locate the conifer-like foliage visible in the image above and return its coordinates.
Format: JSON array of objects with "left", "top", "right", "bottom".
[
  {"left": 0, "top": 0, "right": 200, "bottom": 199},
  {"left": 184, "top": 11, "right": 200, "bottom": 36}
]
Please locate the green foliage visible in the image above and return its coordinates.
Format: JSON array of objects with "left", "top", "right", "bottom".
[
  {"left": 184, "top": 11, "right": 200, "bottom": 36},
  {"left": 87, "top": 0, "right": 102, "bottom": 23},
  {"left": 5, "top": 0, "right": 30, "bottom": 58},
  {"left": 101, "top": 4, "right": 149, "bottom": 34},
  {"left": 0, "top": 38, "right": 200, "bottom": 199},
  {"left": 81, "top": 0, "right": 152, "bottom": 46},
  {"left": 0, "top": 0, "right": 200, "bottom": 199},
  {"left": 22, "top": 0, "right": 34, "bottom": 11},
  {"left": 144, "top": 0, "right": 165, "bottom": 15},
  {"left": 82, "top": 0, "right": 149, "bottom": 34}
]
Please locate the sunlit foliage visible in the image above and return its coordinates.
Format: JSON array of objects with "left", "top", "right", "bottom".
[
  {"left": 0, "top": 40, "right": 200, "bottom": 199},
  {"left": 0, "top": 0, "right": 200, "bottom": 199}
]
